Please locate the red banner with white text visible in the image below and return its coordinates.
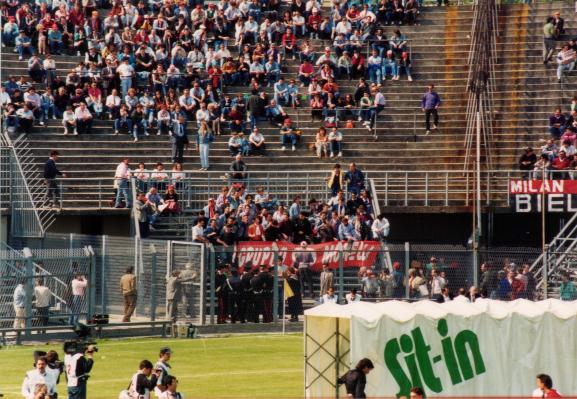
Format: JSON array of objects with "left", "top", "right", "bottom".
[{"left": 234, "top": 241, "right": 381, "bottom": 272}]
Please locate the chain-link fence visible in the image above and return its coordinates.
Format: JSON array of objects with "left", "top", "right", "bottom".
[
  {"left": 5, "top": 233, "right": 571, "bottom": 331},
  {"left": 0, "top": 242, "right": 92, "bottom": 329}
]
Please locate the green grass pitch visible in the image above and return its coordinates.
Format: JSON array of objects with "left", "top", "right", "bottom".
[{"left": 0, "top": 334, "right": 304, "bottom": 398}]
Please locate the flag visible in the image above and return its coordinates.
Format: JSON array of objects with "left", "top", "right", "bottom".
[{"left": 284, "top": 279, "right": 294, "bottom": 300}]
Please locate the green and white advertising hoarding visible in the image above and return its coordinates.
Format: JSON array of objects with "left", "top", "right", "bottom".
[{"left": 304, "top": 299, "right": 577, "bottom": 398}]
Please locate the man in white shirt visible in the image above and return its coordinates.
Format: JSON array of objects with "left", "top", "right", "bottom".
[
  {"left": 34, "top": 279, "right": 52, "bottom": 327},
  {"left": 22, "top": 356, "right": 57, "bottom": 399},
  {"left": 62, "top": 105, "right": 77, "bottom": 135},
  {"left": 430, "top": 269, "right": 445, "bottom": 297},
  {"left": 371, "top": 214, "right": 390, "bottom": 242},
  {"left": 192, "top": 218, "right": 208, "bottom": 243},
  {"left": 369, "top": 87, "right": 386, "bottom": 133},
  {"left": 117, "top": 57, "right": 135, "bottom": 99},
  {"left": 69, "top": 274, "right": 88, "bottom": 325},
  {"left": 178, "top": 88, "right": 196, "bottom": 120},
  {"left": 452, "top": 288, "right": 470, "bottom": 303},
  {"left": 556, "top": 44, "right": 576, "bottom": 83},
  {"left": 74, "top": 103, "right": 93, "bottom": 134},
  {"left": 345, "top": 288, "right": 362, "bottom": 303},
  {"left": 244, "top": 15, "right": 258, "bottom": 42},
  {"left": 320, "top": 286, "right": 339, "bottom": 304},
  {"left": 114, "top": 157, "right": 132, "bottom": 208}
]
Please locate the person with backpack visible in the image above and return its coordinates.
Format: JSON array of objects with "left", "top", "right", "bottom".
[{"left": 337, "top": 358, "right": 374, "bottom": 398}]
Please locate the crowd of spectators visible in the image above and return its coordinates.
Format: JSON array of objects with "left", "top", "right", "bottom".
[
  {"left": 0, "top": 0, "right": 426, "bottom": 147},
  {"left": 183, "top": 161, "right": 391, "bottom": 246},
  {"left": 519, "top": 103, "right": 577, "bottom": 179}
]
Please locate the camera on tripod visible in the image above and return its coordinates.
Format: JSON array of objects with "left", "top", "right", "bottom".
[{"left": 63, "top": 322, "right": 98, "bottom": 355}]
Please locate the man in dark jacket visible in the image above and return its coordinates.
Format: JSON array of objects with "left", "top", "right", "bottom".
[
  {"left": 224, "top": 269, "right": 242, "bottom": 323},
  {"left": 292, "top": 212, "right": 312, "bottom": 244},
  {"left": 247, "top": 89, "right": 266, "bottom": 129},
  {"left": 251, "top": 265, "right": 274, "bottom": 323},
  {"left": 230, "top": 154, "right": 247, "bottom": 180},
  {"left": 44, "top": 150, "right": 66, "bottom": 207},
  {"left": 338, "top": 358, "right": 374, "bottom": 399}
]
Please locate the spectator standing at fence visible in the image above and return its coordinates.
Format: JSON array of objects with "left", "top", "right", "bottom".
[
  {"left": 120, "top": 267, "right": 137, "bottom": 323},
  {"left": 344, "top": 163, "right": 365, "bottom": 196},
  {"left": 13, "top": 278, "right": 27, "bottom": 329},
  {"left": 34, "top": 278, "right": 52, "bottom": 327},
  {"left": 294, "top": 242, "right": 314, "bottom": 298},
  {"left": 319, "top": 263, "right": 334, "bottom": 297},
  {"left": 44, "top": 150, "right": 66, "bottom": 208},
  {"left": 166, "top": 271, "right": 182, "bottom": 323},
  {"left": 114, "top": 157, "right": 132, "bottom": 209},
  {"left": 134, "top": 192, "right": 154, "bottom": 237},
  {"left": 69, "top": 274, "right": 87, "bottom": 325},
  {"left": 392, "top": 262, "right": 405, "bottom": 298},
  {"left": 421, "top": 84, "right": 441, "bottom": 135},
  {"left": 180, "top": 262, "right": 198, "bottom": 319}
]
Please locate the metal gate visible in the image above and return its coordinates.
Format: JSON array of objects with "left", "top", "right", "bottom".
[{"left": 167, "top": 241, "right": 206, "bottom": 325}]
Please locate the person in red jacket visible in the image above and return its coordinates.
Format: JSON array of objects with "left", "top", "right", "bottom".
[
  {"left": 535, "top": 374, "right": 562, "bottom": 398},
  {"left": 281, "top": 29, "right": 296, "bottom": 59},
  {"left": 551, "top": 150, "right": 570, "bottom": 179},
  {"left": 351, "top": 50, "right": 366, "bottom": 79}
]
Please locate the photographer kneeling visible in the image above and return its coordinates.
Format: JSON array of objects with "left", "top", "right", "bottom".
[{"left": 64, "top": 344, "right": 96, "bottom": 399}]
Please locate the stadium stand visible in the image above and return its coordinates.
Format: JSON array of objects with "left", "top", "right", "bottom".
[{"left": 1, "top": 0, "right": 576, "bottom": 238}]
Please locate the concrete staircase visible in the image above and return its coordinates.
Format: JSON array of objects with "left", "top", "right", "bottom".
[{"left": 2, "top": 2, "right": 576, "bottom": 233}]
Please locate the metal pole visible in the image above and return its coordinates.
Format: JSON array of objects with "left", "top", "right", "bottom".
[
  {"left": 272, "top": 249, "right": 284, "bottom": 324},
  {"left": 338, "top": 246, "right": 344, "bottom": 302},
  {"left": 335, "top": 317, "right": 340, "bottom": 399},
  {"left": 101, "top": 235, "right": 108, "bottom": 315},
  {"left": 24, "top": 250, "right": 34, "bottom": 335},
  {"left": 542, "top": 160, "right": 546, "bottom": 255},
  {"left": 209, "top": 245, "right": 216, "bottom": 324},
  {"left": 151, "top": 249, "right": 157, "bottom": 322},
  {"left": 476, "top": 111, "right": 482, "bottom": 238},
  {"left": 543, "top": 244, "right": 549, "bottom": 299},
  {"left": 404, "top": 242, "right": 410, "bottom": 299},
  {"left": 88, "top": 249, "right": 96, "bottom": 320}
]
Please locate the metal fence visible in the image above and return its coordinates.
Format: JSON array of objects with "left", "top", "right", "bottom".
[
  {"left": 3, "top": 232, "right": 572, "bottom": 332},
  {"left": 0, "top": 242, "right": 93, "bottom": 329}
]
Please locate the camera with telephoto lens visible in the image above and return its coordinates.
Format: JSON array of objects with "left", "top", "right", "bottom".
[{"left": 63, "top": 322, "right": 98, "bottom": 355}]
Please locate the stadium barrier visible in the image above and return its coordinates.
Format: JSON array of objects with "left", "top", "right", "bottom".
[{"left": 3, "top": 234, "right": 566, "bottom": 334}]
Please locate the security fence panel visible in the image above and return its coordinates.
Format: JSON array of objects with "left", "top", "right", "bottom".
[
  {"left": 167, "top": 241, "right": 205, "bottom": 325},
  {"left": 0, "top": 244, "right": 92, "bottom": 330},
  {"left": 137, "top": 239, "right": 169, "bottom": 321}
]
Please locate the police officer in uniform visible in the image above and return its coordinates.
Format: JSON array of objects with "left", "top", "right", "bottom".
[
  {"left": 239, "top": 267, "right": 254, "bottom": 323},
  {"left": 224, "top": 269, "right": 242, "bottom": 323},
  {"left": 215, "top": 265, "right": 229, "bottom": 324}
]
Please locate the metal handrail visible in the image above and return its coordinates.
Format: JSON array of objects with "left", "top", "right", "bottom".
[{"left": 2, "top": 133, "right": 48, "bottom": 237}]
